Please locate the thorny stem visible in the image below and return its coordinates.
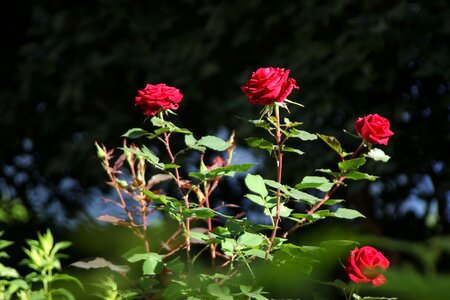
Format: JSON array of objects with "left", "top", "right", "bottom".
[
  {"left": 283, "top": 142, "right": 365, "bottom": 238},
  {"left": 266, "top": 104, "right": 284, "bottom": 258},
  {"left": 105, "top": 159, "right": 136, "bottom": 226},
  {"left": 203, "top": 133, "right": 235, "bottom": 266},
  {"left": 142, "top": 207, "right": 150, "bottom": 252}
]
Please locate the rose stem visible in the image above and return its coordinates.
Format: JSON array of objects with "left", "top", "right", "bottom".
[
  {"left": 266, "top": 104, "right": 284, "bottom": 258},
  {"left": 283, "top": 142, "right": 365, "bottom": 238},
  {"left": 160, "top": 113, "right": 191, "bottom": 266}
]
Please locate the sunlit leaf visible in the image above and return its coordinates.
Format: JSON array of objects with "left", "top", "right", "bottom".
[
  {"left": 245, "top": 194, "right": 266, "bottom": 207},
  {"left": 121, "top": 128, "right": 150, "bottom": 139},
  {"left": 344, "top": 171, "right": 378, "bottom": 181},
  {"left": 245, "top": 174, "right": 268, "bottom": 197},
  {"left": 295, "top": 176, "right": 334, "bottom": 192},
  {"left": 197, "top": 136, "right": 230, "bottom": 151},
  {"left": 333, "top": 207, "right": 365, "bottom": 219},
  {"left": 237, "top": 232, "right": 263, "bottom": 247},
  {"left": 338, "top": 158, "right": 366, "bottom": 171},
  {"left": 143, "top": 253, "right": 165, "bottom": 275},
  {"left": 288, "top": 129, "right": 317, "bottom": 141}
]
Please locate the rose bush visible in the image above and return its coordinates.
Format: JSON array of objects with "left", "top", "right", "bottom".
[
  {"left": 355, "top": 113, "right": 394, "bottom": 145},
  {"left": 135, "top": 83, "right": 183, "bottom": 116},
  {"left": 241, "top": 67, "right": 299, "bottom": 105},
  {"left": 85, "top": 70, "right": 396, "bottom": 299},
  {"left": 346, "top": 246, "right": 390, "bottom": 287}
]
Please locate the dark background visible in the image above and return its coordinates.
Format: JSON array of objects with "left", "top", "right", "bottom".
[{"left": 1, "top": 0, "right": 449, "bottom": 298}]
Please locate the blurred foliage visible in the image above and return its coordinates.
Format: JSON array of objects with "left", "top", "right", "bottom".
[
  {"left": 0, "top": 0, "right": 449, "bottom": 286},
  {"left": 0, "top": 197, "right": 29, "bottom": 225},
  {"left": 0, "top": 229, "right": 80, "bottom": 299}
]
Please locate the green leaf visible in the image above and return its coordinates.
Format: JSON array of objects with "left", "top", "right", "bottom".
[
  {"left": 320, "top": 240, "right": 358, "bottom": 248},
  {"left": 221, "top": 238, "right": 237, "bottom": 256},
  {"left": 289, "top": 129, "right": 317, "bottom": 140},
  {"left": 184, "top": 134, "right": 206, "bottom": 151},
  {"left": 245, "top": 174, "right": 268, "bottom": 197},
  {"left": 295, "top": 176, "right": 334, "bottom": 192},
  {"left": 207, "top": 283, "right": 233, "bottom": 300},
  {"left": 197, "top": 136, "right": 230, "bottom": 151},
  {"left": 282, "top": 146, "right": 304, "bottom": 155},
  {"left": 0, "top": 237, "right": 13, "bottom": 251},
  {"left": 142, "top": 190, "right": 170, "bottom": 205},
  {"left": 51, "top": 274, "right": 84, "bottom": 289},
  {"left": 344, "top": 171, "right": 378, "bottom": 181},
  {"left": 332, "top": 208, "right": 365, "bottom": 219},
  {"left": 189, "top": 231, "right": 209, "bottom": 244},
  {"left": 184, "top": 207, "right": 216, "bottom": 219},
  {"left": 338, "top": 158, "right": 366, "bottom": 171},
  {"left": 288, "top": 189, "right": 321, "bottom": 205},
  {"left": 150, "top": 116, "right": 191, "bottom": 134},
  {"left": 316, "top": 168, "right": 341, "bottom": 178},
  {"left": 50, "top": 288, "right": 76, "bottom": 300},
  {"left": 244, "top": 249, "right": 267, "bottom": 259},
  {"left": 365, "top": 148, "right": 391, "bottom": 162},
  {"left": 0, "top": 264, "right": 19, "bottom": 278},
  {"left": 245, "top": 137, "right": 274, "bottom": 152},
  {"left": 237, "top": 232, "right": 263, "bottom": 247},
  {"left": 165, "top": 257, "right": 185, "bottom": 273},
  {"left": 151, "top": 116, "right": 166, "bottom": 127},
  {"left": 245, "top": 194, "right": 266, "bottom": 207},
  {"left": 125, "top": 253, "right": 150, "bottom": 263},
  {"left": 248, "top": 119, "right": 273, "bottom": 130},
  {"left": 143, "top": 253, "right": 165, "bottom": 275},
  {"left": 6, "top": 279, "right": 29, "bottom": 293},
  {"left": 323, "top": 199, "right": 345, "bottom": 205},
  {"left": 122, "top": 128, "right": 150, "bottom": 139},
  {"left": 263, "top": 179, "right": 290, "bottom": 194},
  {"left": 184, "top": 134, "right": 197, "bottom": 147},
  {"left": 317, "top": 134, "right": 343, "bottom": 155},
  {"left": 208, "top": 163, "right": 253, "bottom": 177},
  {"left": 244, "top": 291, "right": 269, "bottom": 300},
  {"left": 290, "top": 213, "right": 320, "bottom": 221},
  {"left": 270, "top": 205, "right": 293, "bottom": 217},
  {"left": 189, "top": 164, "right": 254, "bottom": 181},
  {"left": 121, "top": 145, "right": 162, "bottom": 167},
  {"left": 163, "top": 163, "right": 180, "bottom": 169},
  {"left": 283, "top": 117, "right": 303, "bottom": 128}
]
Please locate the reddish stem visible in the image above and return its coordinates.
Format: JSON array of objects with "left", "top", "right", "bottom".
[
  {"left": 142, "top": 207, "right": 150, "bottom": 252},
  {"left": 266, "top": 105, "right": 284, "bottom": 257},
  {"left": 283, "top": 142, "right": 365, "bottom": 238},
  {"left": 160, "top": 117, "right": 191, "bottom": 264}
]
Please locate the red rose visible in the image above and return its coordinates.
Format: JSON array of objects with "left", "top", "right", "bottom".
[
  {"left": 355, "top": 114, "right": 394, "bottom": 145},
  {"left": 346, "top": 246, "right": 390, "bottom": 287},
  {"left": 135, "top": 83, "right": 183, "bottom": 116},
  {"left": 241, "top": 67, "right": 299, "bottom": 105}
]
